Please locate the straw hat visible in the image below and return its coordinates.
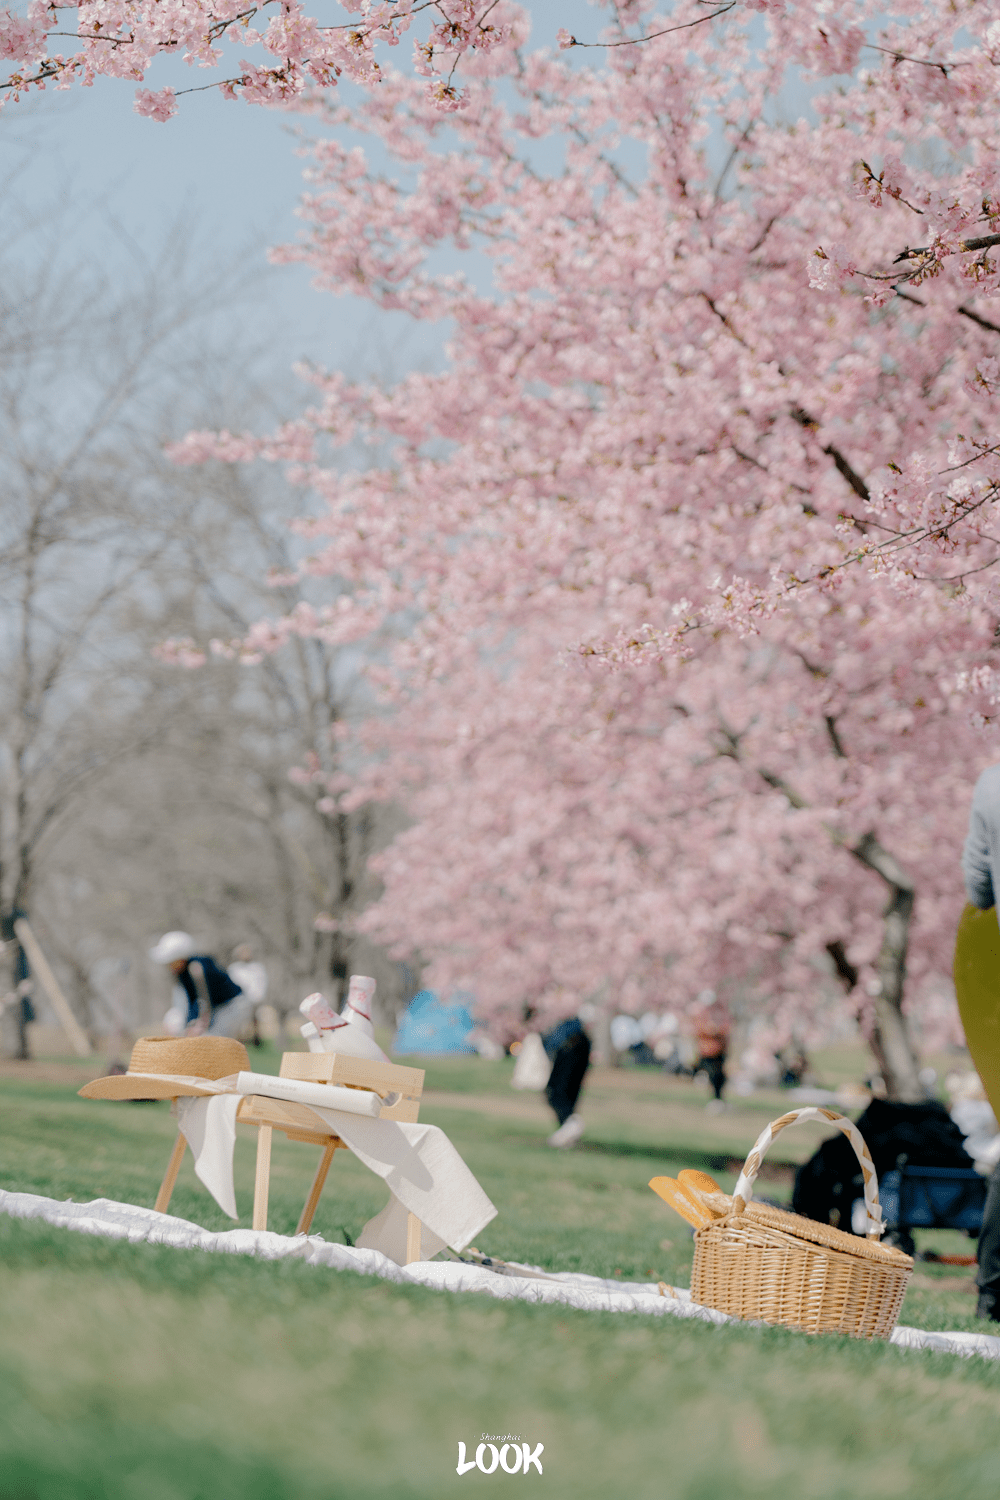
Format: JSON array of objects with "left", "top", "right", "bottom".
[{"left": 78, "top": 1035, "right": 250, "bottom": 1100}]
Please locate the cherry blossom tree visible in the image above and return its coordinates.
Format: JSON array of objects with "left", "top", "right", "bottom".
[
  {"left": 156, "top": 0, "right": 1000, "bottom": 1095},
  {"left": 0, "top": 0, "right": 523, "bottom": 117},
  {"left": 347, "top": 588, "right": 989, "bottom": 1099}
]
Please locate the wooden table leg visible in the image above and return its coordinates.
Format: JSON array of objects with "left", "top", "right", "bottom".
[
  {"left": 253, "top": 1125, "right": 273, "bottom": 1231},
  {"left": 405, "top": 1212, "right": 422, "bottom": 1265},
  {"left": 296, "top": 1139, "right": 337, "bottom": 1236},
  {"left": 155, "top": 1130, "right": 187, "bottom": 1215}
]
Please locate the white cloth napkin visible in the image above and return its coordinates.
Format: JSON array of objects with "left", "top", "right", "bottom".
[
  {"left": 354, "top": 1193, "right": 448, "bottom": 1261},
  {"left": 308, "top": 1108, "right": 497, "bottom": 1256},
  {"left": 171, "top": 1087, "right": 497, "bottom": 1261},
  {"left": 175, "top": 1095, "right": 240, "bottom": 1220}
]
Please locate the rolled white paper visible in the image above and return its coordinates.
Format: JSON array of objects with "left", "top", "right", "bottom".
[{"left": 236, "top": 1071, "right": 383, "bottom": 1117}]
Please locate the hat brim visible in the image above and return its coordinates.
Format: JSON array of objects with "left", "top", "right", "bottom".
[{"left": 78, "top": 1072, "right": 235, "bottom": 1101}]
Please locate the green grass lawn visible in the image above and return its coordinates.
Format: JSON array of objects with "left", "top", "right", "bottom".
[{"left": 1, "top": 1051, "right": 997, "bottom": 1500}]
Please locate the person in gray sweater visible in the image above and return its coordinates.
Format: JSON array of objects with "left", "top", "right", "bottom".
[
  {"left": 962, "top": 764, "right": 1000, "bottom": 1320},
  {"left": 963, "top": 765, "right": 1000, "bottom": 912}
]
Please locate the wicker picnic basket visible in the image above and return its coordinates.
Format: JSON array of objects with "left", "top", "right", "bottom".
[{"left": 691, "top": 1106, "right": 913, "bottom": 1340}]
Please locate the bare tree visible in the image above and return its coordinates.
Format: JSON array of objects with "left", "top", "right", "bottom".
[
  {"left": 145, "top": 455, "right": 406, "bottom": 1016},
  {"left": 0, "top": 225, "right": 410, "bottom": 1056}
]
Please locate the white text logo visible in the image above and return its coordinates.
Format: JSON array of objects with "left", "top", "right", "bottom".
[{"left": 456, "top": 1437, "right": 543, "bottom": 1475}]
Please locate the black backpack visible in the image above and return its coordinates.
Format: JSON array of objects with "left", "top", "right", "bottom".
[{"left": 792, "top": 1099, "right": 974, "bottom": 1230}]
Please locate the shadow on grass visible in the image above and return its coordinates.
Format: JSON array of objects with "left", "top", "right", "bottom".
[{"left": 531, "top": 1135, "right": 796, "bottom": 1183}]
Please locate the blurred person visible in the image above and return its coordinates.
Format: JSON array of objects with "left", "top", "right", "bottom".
[
  {"left": 510, "top": 1030, "right": 553, "bottom": 1091},
  {"left": 948, "top": 1072, "right": 1000, "bottom": 1170},
  {"left": 650, "top": 1013, "right": 682, "bottom": 1072},
  {"left": 149, "top": 931, "right": 254, "bottom": 1039},
  {"left": 691, "top": 990, "right": 731, "bottom": 1110},
  {"left": 228, "top": 943, "right": 269, "bottom": 1047},
  {"left": 543, "top": 1015, "right": 592, "bottom": 1148},
  {"left": 609, "top": 1013, "right": 642, "bottom": 1055},
  {"left": 778, "top": 1043, "right": 810, "bottom": 1089}
]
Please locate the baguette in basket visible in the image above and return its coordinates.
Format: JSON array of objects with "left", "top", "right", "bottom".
[{"left": 651, "top": 1106, "right": 913, "bottom": 1340}]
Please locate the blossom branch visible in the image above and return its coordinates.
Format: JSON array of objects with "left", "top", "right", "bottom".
[
  {"left": 862, "top": 43, "right": 969, "bottom": 75},
  {"left": 557, "top": 3, "right": 736, "bottom": 51},
  {"left": 895, "top": 233, "right": 1000, "bottom": 265}
]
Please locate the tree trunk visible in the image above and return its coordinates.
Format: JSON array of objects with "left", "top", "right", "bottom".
[
  {"left": 0, "top": 914, "right": 30, "bottom": 1061},
  {"left": 327, "top": 808, "right": 357, "bottom": 1005},
  {"left": 849, "top": 833, "right": 922, "bottom": 1102},
  {"left": 763, "top": 770, "right": 923, "bottom": 1100},
  {"left": 591, "top": 1007, "right": 615, "bottom": 1067},
  {"left": 0, "top": 984, "right": 26, "bottom": 1059}
]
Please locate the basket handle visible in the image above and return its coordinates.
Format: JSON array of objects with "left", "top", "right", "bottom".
[{"left": 732, "top": 1105, "right": 883, "bottom": 1240}]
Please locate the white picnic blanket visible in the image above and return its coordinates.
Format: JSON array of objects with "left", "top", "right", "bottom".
[
  {"left": 2, "top": 1188, "right": 999, "bottom": 1364},
  {"left": 173, "top": 1083, "right": 496, "bottom": 1262}
]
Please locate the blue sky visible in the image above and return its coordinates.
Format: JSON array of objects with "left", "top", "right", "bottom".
[
  {"left": 0, "top": 0, "right": 828, "bottom": 415},
  {"left": 0, "top": 2, "right": 590, "bottom": 382}
]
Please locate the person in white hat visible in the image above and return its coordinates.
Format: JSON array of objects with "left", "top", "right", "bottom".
[{"left": 149, "top": 932, "right": 256, "bottom": 1039}]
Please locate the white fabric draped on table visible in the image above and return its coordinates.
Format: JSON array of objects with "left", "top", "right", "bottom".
[
  {"left": 173, "top": 1084, "right": 496, "bottom": 1263},
  {"left": 176, "top": 1094, "right": 240, "bottom": 1220}
]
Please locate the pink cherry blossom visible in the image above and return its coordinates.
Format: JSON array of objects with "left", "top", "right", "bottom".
[
  {"left": 143, "top": 0, "right": 1000, "bottom": 1088},
  {"left": 133, "top": 85, "right": 177, "bottom": 121},
  {"left": 0, "top": 7, "right": 47, "bottom": 62},
  {"left": 153, "top": 636, "right": 207, "bottom": 668},
  {"left": 0, "top": 0, "right": 529, "bottom": 113}
]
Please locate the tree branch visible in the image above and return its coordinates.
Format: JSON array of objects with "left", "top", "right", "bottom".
[
  {"left": 825, "top": 715, "right": 847, "bottom": 759},
  {"left": 850, "top": 830, "right": 914, "bottom": 895},
  {"left": 895, "top": 288, "right": 1000, "bottom": 337},
  {"left": 826, "top": 939, "right": 858, "bottom": 992},
  {"left": 563, "top": 4, "right": 736, "bottom": 50},
  {"left": 895, "top": 232, "right": 1000, "bottom": 264},
  {"left": 791, "top": 407, "right": 871, "bottom": 506},
  {"left": 758, "top": 771, "right": 921, "bottom": 1097}
]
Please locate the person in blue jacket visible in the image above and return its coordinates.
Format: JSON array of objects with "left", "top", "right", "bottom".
[{"left": 149, "top": 931, "right": 254, "bottom": 1038}]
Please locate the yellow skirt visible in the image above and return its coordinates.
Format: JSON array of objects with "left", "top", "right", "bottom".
[{"left": 954, "top": 902, "right": 1000, "bottom": 1119}]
